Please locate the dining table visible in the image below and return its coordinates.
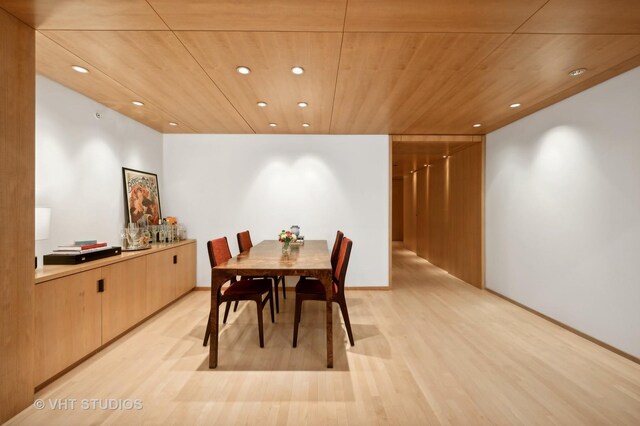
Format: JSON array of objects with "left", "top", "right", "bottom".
[{"left": 208, "top": 240, "right": 334, "bottom": 368}]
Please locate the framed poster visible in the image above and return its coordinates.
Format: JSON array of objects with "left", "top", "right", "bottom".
[{"left": 122, "top": 167, "right": 162, "bottom": 225}]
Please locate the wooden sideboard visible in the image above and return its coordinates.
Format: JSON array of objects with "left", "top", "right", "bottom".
[{"left": 34, "top": 240, "right": 197, "bottom": 387}]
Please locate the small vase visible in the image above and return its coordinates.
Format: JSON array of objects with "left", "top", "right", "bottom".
[{"left": 282, "top": 241, "right": 291, "bottom": 254}]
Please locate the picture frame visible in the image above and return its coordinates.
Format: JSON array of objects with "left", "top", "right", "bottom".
[{"left": 122, "top": 167, "right": 162, "bottom": 226}]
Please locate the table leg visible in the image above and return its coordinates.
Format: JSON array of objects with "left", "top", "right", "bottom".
[
  {"left": 208, "top": 290, "right": 219, "bottom": 368},
  {"left": 209, "top": 271, "right": 227, "bottom": 369},
  {"left": 319, "top": 270, "right": 333, "bottom": 368}
]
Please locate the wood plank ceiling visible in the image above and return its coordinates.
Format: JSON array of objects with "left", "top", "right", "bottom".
[{"left": 1, "top": 0, "right": 640, "bottom": 135}]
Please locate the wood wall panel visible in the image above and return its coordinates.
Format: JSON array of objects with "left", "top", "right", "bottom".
[
  {"left": 447, "top": 143, "right": 483, "bottom": 288},
  {"left": 392, "top": 178, "right": 404, "bottom": 241},
  {"left": 415, "top": 169, "right": 428, "bottom": 258},
  {"left": 402, "top": 175, "right": 417, "bottom": 253},
  {"left": 399, "top": 139, "right": 483, "bottom": 288},
  {"left": 0, "top": 9, "right": 34, "bottom": 423},
  {"left": 426, "top": 161, "right": 449, "bottom": 271}
]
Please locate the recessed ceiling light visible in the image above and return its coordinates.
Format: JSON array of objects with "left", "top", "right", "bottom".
[
  {"left": 257, "top": 101, "right": 267, "bottom": 107},
  {"left": 569, "top": 68, "right": 587, "bottom": 77},
  {"left": 442, "top": 155, "right": 448, "bottom": 159},
  {"left": 71, "top": 65, "right": 89, "bottom": 74},
  {"left": 291, "top": 66, "right": 304, "bottom": 75},
  {"left": 510, "top": 103, "right": 521, "bottom": 108},
  {"left": 236, "top": 66, "right": 251, "bottom": 75},
  {"left": 132, "top": 101, "right": 144, "bottom": 107},
  {"left": 302, "top": 123, "right": 310, "bottom": 127},
  {"left": 169, "top": 122, "right": 178, "bottom": 127},
  {"left": 473, "top": 123, "right": 482, "bottom": 128},
  {"left": 423, "top": 164, "right": 427, "bottom": 167},
  {"left": 410, "top": 170, "right": 414, "bottom": 174},
  {"left": 297, "top": 102, "right": 308, "bottom": 108},
  {"left": 269, "top": 123, "right": 277, "bottom": 127}
]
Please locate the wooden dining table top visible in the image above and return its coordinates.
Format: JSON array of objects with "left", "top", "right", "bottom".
[{"left": 214, "top": 240, "right": 332, "bottom": 276}]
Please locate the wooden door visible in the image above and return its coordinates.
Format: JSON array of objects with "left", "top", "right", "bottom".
[
  {"left": 145, "top": 249, "right": 176, "bottom": 314},
  {"left": 34, "top": 269, "right": 102, "bottom": 385},
  {"left": 101, "top": 256, "right": 147, "bottom": 343},
  {"left": 175, "top": 243, "right": 196, "bottom": 296}
]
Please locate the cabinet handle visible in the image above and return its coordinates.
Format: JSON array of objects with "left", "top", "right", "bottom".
[
  {"left": 97, "top": 279, "right": 104, "bottom": 293},
  {"left": 173, "top": 255, "right": 178, "bottom": 264}
]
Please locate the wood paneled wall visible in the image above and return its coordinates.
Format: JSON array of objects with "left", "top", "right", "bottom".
[
  {"left": 392, "top": 178, "right": 404, "bottom": 241},
  {"left": 402, "top": 141, "right": 484, "bottom": 288},
  {"left": 0, "top": 8, "right": 35, "bottom": 423},
  {"left": 402, "top": 173, "right": 417, "bottom": 252}
]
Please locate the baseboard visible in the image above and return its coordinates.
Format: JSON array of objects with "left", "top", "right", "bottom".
[
  {"left": 486, "top": 288, "right": 639, "bottom": 365},
  {"left": 345, "top": 286, "right": 390, "bottom": 291}
]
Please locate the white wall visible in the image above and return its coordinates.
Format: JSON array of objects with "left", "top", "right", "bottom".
[
  {"left": 36, "top": 76, "right": 163, "bottom": 256},
  {"left": 162, "top": 134, "right": 389, "bottom": 288},
  {"left": 486, "top": 67, "right": 640, "bottom": 357}
]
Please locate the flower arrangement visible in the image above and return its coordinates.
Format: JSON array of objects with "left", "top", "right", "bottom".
[{"left": 278, "top": 229, "right": 297, "bottom": 252}]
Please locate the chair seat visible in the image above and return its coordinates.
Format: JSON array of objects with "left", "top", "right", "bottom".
[
  {"left": 295, "top": 278, "right": 338, "bottom": 296},
  {"left": 224, "top": 279, "right": 272, "bottom": 295}
]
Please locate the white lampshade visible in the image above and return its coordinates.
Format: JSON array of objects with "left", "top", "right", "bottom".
[{"left": 35, "top": 207, "right": 51, "bottom": 241}]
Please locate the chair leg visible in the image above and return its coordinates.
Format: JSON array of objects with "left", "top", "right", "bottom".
[
  {"left": 281, "top": 276, "right": 286, "bottom": 299},
  {"left": 273, "top": 278, "right": 280, "bottom": 314},
  {"left": 202, "top": 310, "right": 212, "bottom": 346},
  {"left": 338, "top": 297, "right": 355, "bottom": 346},
  {"left": 233, "top": 300, "right": 239, "bottom": 312},
  {"left": 223, "top": 301, "right": 232, "bottom": 324},
  {"left": 256, "top": 298, "right": 265, "bottom": 348},
  {"left": 292, "top": 297, "right": 303, "bottom": 347},
  {"left": 268, "top": 289, "right": 275, "bottom": 323}
]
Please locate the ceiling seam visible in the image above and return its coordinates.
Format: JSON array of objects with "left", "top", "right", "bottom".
[
  {"left": 1, "top": 6, "right": 36, "bottom": 29},
  {"left": 144, "top": 0, "right": 257, "bottom": 134},
  {"left": 512, "top": 0, "right": 553, "bottom": 34},
  {"left": 37, "top": 30, "right": 198, "bottom": 133},
  {"left": 328, "top": 0, "right": 350, "bottom": 134}
]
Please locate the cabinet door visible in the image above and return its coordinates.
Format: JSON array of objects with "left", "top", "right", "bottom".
[
  {"left": 146, "top": 249, "right": 176, "bottom": 315},
  {"left": 101, "top": 256, "right": 147, "bottom": 343},
  {"left": 35, "top": 269, "right": 102, "bottom": 385},
  {"left": 175, "top": 243, "right": 197, "bottom": 296}
]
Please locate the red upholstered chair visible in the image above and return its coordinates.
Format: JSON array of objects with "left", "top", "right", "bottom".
[
  {"left": 296, "top": 230, "right": 343, "bottom": 285},
  {"left": 237, "top": 230, "right": 286, "bottom": 313},
  {"left": 293, "top": 236, "right": 354, "bottom": 347},
  {"left": 202, "top": 237, "right": 274, "bottom": 348}
]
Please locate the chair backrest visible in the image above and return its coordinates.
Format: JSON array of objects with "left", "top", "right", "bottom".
[
  {"left": 207, "top": 237, "right": 232, "bottom": 268},
  {"left": 333, "top": 237, "right": 353, "bottom": 295},
  {"left": 237, "top": 230, "right": 253, "bottom": 253},
  {"left": 330, "top": 230, "right": 344, "bottom": 271}
]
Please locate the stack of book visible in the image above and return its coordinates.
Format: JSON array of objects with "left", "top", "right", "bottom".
[
  {"left": 45, "top": 240, "right": 121, "bottom": 265},
  {"left": 53, "top": 240, "right": 111, "bottom": 255}
]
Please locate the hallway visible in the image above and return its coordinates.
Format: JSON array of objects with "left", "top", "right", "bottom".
[{"left": 9, "top": 245, "right": 640, "bottom": 425}]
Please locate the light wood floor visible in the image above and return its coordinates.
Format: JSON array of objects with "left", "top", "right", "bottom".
[{"left": 9, "top": 245, "right": 640, "bottom": 425}]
